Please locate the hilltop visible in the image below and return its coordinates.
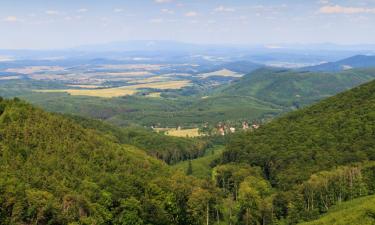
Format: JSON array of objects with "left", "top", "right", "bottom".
[
  {"left": 219, "top": 67, "right": 375, "bottom": 107},
  {"left": 304, "top": 55, "right": 375, "bottom": 72}
]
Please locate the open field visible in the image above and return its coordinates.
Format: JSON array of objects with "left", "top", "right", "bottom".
[
  {"left": 166, "top": 128, "right": 201, "bottom": 137},
  {"left": 199, "top": 69, "right": 243, "bottom": 78},
  {"left": 153, "top": 127, "right": 202, "bottom": 137},
  {"left": 67, "top": 84, "right": 104, "bottom": 89},
  {"left": 34, "top": 80, "right": 191, "bottom": 98},
  {"left": 100, "top": 64, "right": 163, "bottom": 71}
]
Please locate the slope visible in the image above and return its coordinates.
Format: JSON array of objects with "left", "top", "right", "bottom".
[
  {"left": 66, "top": 115, "right": 210, "bottom": 165},
  {"left": 221, "top": 78, "right": 375, "bottom": 189},
  {"left": 299, "top": 195, "right": 375, "bottom": 225},
  {"left": 305, "top": 55, "right": 375, "bottom": 72},
  {"left": 220, "top": 67, "right": 375, "bottom": 107},
  {"left": 0, "top": 98, "right": 218, "bottom": 225}
]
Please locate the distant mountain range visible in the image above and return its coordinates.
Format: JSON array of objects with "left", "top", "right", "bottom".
[{"left": 303, "top": 55, "right": 375, "bottom": 72}]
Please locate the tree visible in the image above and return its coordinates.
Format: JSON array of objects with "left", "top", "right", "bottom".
[
  {"left": 187, "top": 160, "right": 193, "bottom": 175},
  {"left": 114, "top": 198, "right": 144, "bottom": 225}
]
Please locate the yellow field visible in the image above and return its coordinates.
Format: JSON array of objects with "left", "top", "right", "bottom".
[
  {"left": 199, "top": 69, "right": 243, "bottom": 78},
  {"left": 105, "top": 71, "right": 153, "bottom": 77},
  {"left": 34, "top": 80, "right": 191, "bottom": 98},
  {"left": 67, "top": 85, "right": 103, "bottom": 89},
  {"left": 166, "top": 128, "right": 201, "bottom": 137},
  {"left": 101, "top": 64, "right": 163, "bottom": 71},
  {"left": 127, "top": 76, "right": 167, "bottom": 84}
]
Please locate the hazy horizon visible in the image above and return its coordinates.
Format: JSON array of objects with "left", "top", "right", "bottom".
[{"left": 1, "top": 0, "right": 375, "bottom": 49}]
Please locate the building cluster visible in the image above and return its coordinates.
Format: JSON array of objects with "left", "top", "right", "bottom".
[{"left": 216, "top": 121, "right": 260, "bottom": 136}]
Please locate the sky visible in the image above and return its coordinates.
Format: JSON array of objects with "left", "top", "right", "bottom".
[{"left": 0, "top": 0, "right": 375, "bottom": 49}]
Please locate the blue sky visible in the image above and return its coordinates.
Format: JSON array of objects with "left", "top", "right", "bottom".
[{"left": 1, "top": 0, "right": 375, "bottom": 49}]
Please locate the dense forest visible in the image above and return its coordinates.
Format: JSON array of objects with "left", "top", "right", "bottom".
[
  {"left": 66, "top": 115, "right": 210, "bottom": 164},
  {"left": 215, "top": 79, "right": 375, "bottom": 223},
  {"left": 1, "top": 73, "right": 375, "bottom": 224},
  {"left": 0, "top": 98, "right": 223, "bottom": 224}
]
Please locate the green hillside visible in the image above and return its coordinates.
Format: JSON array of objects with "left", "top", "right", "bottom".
[
  {"left": 222, "top": 78, "right": 375, "bottom": 189},
  {"left": 66, "top": 115, "right": 210, "bottom": 165},
  {"left": 220, "top": 67, "right": 375, "bottom": 107},
  {"left": 0, "top": 98, "right": 221, "bottom": 225},
  {"left": 172, "top": 146, "right": 224, "bottom": 179},
  {"left": 299, "top": 195, "right": 375, "bottom": 225},
  {"left": 0, "top": 81, "right": 281, "bottom": 127},
  {"left": 304, "top": 55, "right": 375, "bottom": 72},
  {"left": 212, "top": 79, "right": 375, "bottom": 224}
]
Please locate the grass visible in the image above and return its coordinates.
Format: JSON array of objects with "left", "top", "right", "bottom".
[
  {"left": 299, "top": 195, "right": 375, "bottom": 225},
  {"left": 34, "top": 80, "right": 191, "bottom": 98},
  {"left": 165, "top": 128, "right": 201, "bottom": 137},
  {"left": 153, "top": 128, "right": 202, "bottom": 137},
  {"left": 172, "top": 146, "right": 224, "bottom": 179}
]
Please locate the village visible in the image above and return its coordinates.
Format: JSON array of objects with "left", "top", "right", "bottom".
[{"left": 152, "top": 120, "right": 262, "bottom": 138}]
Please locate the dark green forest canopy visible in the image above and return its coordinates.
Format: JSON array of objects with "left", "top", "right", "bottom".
[
  {"left": 221, "top": 79, "right": 375, "bottom": 189},
  {"left": 67, "top": 115, "right": 210, "bottom": 164},
  {"left": 0, "top": 98, "right": 219, "bottom": 224}
]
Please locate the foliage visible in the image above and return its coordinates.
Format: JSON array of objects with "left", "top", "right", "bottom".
[
  {"left": 65, "top": 115, "right": 211, "bottom": 164},
  {"left": 222, "top": 79, "right": 375, "bottom": 189},
  {"left": 299, "top": 194, "right": 375, "bottom": 225},
  {"left": 0, "top": 98, "right": 220, "bottom": 224},
  {"left": 220, "top": 67, "right": 375, "bottom": 107}
]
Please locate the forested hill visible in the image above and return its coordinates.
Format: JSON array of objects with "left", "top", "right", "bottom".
[
  {"left": 304, "top": 55, "right": 375, "bottom": 72},
  {"left": 66, "top": 115, "right": 210, "bottom": 165},
  {"left": 219, "top": 67, "right": 375, "bottom": 107},
  {"left": 0, "top": 98, "right": 219, "bottom": 224},
  {"left": 221, "top": 78, "right": 375, "bottom": 189}
]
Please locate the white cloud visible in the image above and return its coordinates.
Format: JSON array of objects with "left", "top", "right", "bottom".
[
  {"left": 113, "top": 8, "right": 124, "bottom": 13},
  {"left": 319, "top": 5, "right": 375, "bottom": 14},
  {"left": 185, "top": 11, "right": 198, "bottom": 17},
  {"left": 149, "top": 18, "right": 164, "bottom": 23},
  {"left": 45, "top": 10, "right": 60, "bottom": 15},
  {"left": 161, "top": 8, "right": 174, "bottom": 14},
  {"left": 155, "top": 0, "right": 173, "bottom": 3},
  {"left": 3, "top": 16, "right": 19, "bottom": 22},
  {"left": 214, "top": 6, "right": 236, "bottom": 12},
  {"left": 77, "top": 8, "right": 88, "bottom": 13},
  {"left": 318, "top": 0, "right": 330, "bottom": 5}
]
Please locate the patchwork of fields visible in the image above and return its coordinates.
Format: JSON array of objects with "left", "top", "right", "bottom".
[
  {"left": 2, "top": 63, "right": 245, "bottom": 98},
  {"left": 35, "top": 80, "right": 191, "bottom": 98}
]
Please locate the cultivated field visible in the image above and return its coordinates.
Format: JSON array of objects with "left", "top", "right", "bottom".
[
  {"left": 34, "top": 80, "right": 191, "bottom": 98},
  {"left": 166, "top": 128, "right": 201, "bottom": 137},
  {"left": 199, "top": 69, "right": 243, "bottom": 78}
]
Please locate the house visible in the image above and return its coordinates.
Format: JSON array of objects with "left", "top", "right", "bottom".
[
  {"left": 242, "top": 121, "right": 249, "bottom": 130},
  {"left": 252, "top": 124, "right": 260, "bottom": 129},
  {"left": 217, "top": 124, "right": 225, "bottom": 136}
]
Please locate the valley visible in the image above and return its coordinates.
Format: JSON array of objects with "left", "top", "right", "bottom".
[{"left": 1, "top": 41, "right": 375, "bottom": 225}]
